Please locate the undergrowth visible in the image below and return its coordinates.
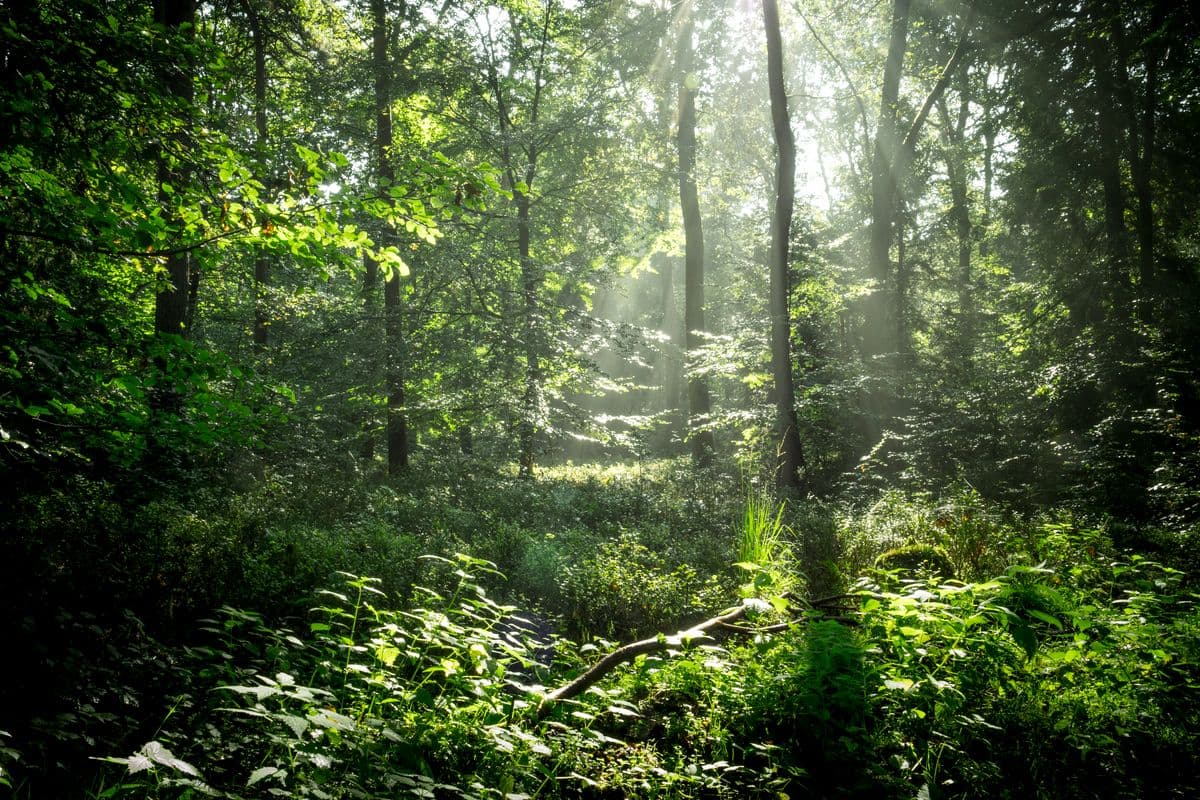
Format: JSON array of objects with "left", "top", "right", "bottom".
[{"left": 3, "top": 461, "right": 1198, "bottom": 798}]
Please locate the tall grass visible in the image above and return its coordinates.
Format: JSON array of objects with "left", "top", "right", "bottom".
[{"left": 738, "top": 487, "right": 786, "bottom": 568}]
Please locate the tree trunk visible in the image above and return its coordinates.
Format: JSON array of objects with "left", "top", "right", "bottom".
[
  {"left": 864, "top": 0, "right": 911, "bottom": 361},
  {"left": 246, "top": 0, "right": 270, "bottom": 350},
  {"left": 485, "top": 3, "right": 553, "bottom": 479},
  {"left": 373, "top": 0, "right": 408, "bottom": 474},
  {"left": 1088, "top": 9, "right": 1132, "bottom": 322},
  {"left": 359, "top": 256, "right": 379, "bottom": 462},
  {"left": 517, "top": 187, "right": 540, "bottom": 478},
  {"left": 384, "top": 275, "right": 408, "bottom": 474},
  {"left": 937, "top": 70, "right": 973, "bottom": 365},
  {"left": 676, "top": 2, "right": 715, "bottom": 467},
  {"left": 1133, "top": 0, "right": 1164, "bottom": 311},
  {"left": 981, "top": 72, "right": 995, "bottom": 259},
  {"left": 762, "top": 0, "right": 805, "bottom": 495},
  {"left": 861, "top": 0, "right": 973, "bottom": 447},
  {"left": 147, "top": 0, "right": 195, "bottom": 472},
  {"left": 655, "top": 251, "right": 682, "bottom": 433},
  {"left": 895, "top": 214, "right": 909, "bottom": 363},
  {"left": 153, "top": 0, "right": 196, "bottom": 341}
]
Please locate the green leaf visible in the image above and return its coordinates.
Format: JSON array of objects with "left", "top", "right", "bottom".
[
  {"left": 247, "top": 766, "right": 280, "bottom": 786},
  {"left": 274, "top": 714, "right": 308, "bottom": 738},
  {"left": 1027, "top": 609, "right": 1063, "bottom": 629},
  {"left": 376, "top": 644, "right": 400, "bottom": 667},
  {"left": 140, "top": 741, "right": 199, "bottom": 776},
  {"left": 1011, "top": 623, "right": 1038, "bottom": 659}
]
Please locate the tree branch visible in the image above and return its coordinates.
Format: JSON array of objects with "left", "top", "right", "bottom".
[
  {"left": 536, "top": 603, "right": 750, "bottom": 719},
  {"left": 900, "top": 2, "right": 978, "bottom": 157},
  {"left": 536, "top": 591, "right": 862, "bottom": 719}
]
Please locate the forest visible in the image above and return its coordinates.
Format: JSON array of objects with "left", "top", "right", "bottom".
[{"left": 2, "top": 0, "right": 1199, "bottom": 796}]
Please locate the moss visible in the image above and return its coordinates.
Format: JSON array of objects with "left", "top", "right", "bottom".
[{"left": 874, "top": 543, "right": 955, "bottom": 579}]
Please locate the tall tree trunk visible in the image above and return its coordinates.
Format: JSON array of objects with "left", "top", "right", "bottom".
[
  {"left": 676, "top": 1, "right": 715, "bottom": 467},
  {"left": 359, "top": 255, "right": 379, "bottom": 462},
  {"left": 1133, "top": 0, "right": 1164, "bottom": 311},
  {"left": 384, "top": 273, "right": 408, "bottom": 474},
  {"left": 148, "top": 0, "right": 195, "bottom": 472},
  {"left": 895, "top": 213, "right": 908, "bottom": 360},
  {"left": 511, "top": 3, "right": 553, "bottom": 479},
  {"left": 373, "top": 0, "right": 408, "bottom": 474},
  {"left": 981, "top": 71, "right": 995, "bottom": 259},
  {"left": 861, "top": 0, "right": 973, "bottom": 447},
  {"left": 864, "top": 0, "right": 911, "bottom": 361},
  {"left": 656, "top": 251, "right": 682, "bottom": 416},
  {"left": 762, "top": 0, "right": 805, "bottom": 495},
  {"left": 153, "top": 0, "right": 196, "bottom": 341},
  {"left": 516, "top": 186, "right": 540, "bottom": 478},
  {"left": 246, "top": 0, "right": 270, "bottom": 350},
  {"left": 653, "top": 74, "right": 683, "bottom": 444},
  {"left": 937, "top": 69, "right": 973, "bottom": 365},
  {"left": 1088, "top": 6, "right": 1132, "bottom": 322}
]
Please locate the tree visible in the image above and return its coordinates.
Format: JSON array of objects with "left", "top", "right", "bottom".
[
  {"left": 859, "top": 0, "right": 976, "bottom": 444},
  {"left": 762, "top": 0, "right": 805, "bottom": 494},
  {"left": 675, "top": 0, "right": 716, "bottom": 466},
  {"left": 863, "top": 0, "right": 911, "bottom": 367},
  {"left": 152, "top": 0, "right": 197, "bottom": 343},
  {"left": 241, "top": 0, "right": 272, "bottom": 350},
  {"left": 474, "top": 0, "right": 555, "bottom": 477},
  {"left": 934, "top": 61, "right": 975, "bottom": 367},
  {"left": 372, "top": 0, "right": 409, "bottom": 474}
]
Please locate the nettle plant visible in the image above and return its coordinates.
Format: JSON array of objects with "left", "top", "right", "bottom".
[
  {"left": 853, "top": 555, "right": 1200, "bottom": 798},
  {"left": 97, "top": 557, "right": 569, "bottom": 799}
]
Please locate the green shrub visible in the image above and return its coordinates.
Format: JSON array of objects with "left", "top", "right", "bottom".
[
  {"left": 736, "top": 621, "right": 888, "bottom": 797},
  {"left": 97, "top": 558, "right": 563, "bottom": 799},
  {"left": 789, "top": 500, "right": 844, "bottom": 597},
  {"left": 874, "top": 543, "right": 955, "bottom": 581},
  {"left": 558, "top": 531, "right": 728, "bottom": 640}
]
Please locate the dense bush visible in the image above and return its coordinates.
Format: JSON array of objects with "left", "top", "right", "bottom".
[{"left": 558, "top": 530, "right": 730, "bottom": 639}]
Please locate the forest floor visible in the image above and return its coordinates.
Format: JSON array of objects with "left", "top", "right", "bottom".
[{"left": 4, "top": 459, "right": 1199, "bottom": 798}]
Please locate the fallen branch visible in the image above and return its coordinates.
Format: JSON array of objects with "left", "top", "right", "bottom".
[
  {"left": 535, "top": 592, "right": 862, "bottom": 720},
  {"left": 536, "top": 604, "right": 748, "bottom": 719}
]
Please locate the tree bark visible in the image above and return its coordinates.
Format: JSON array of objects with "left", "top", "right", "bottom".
[
  {"left": 153, "top": 0, "right": 196, "bottom": 340},
  {"left": 1088, "top": 8, "right": 1133, "bottom": 322},
  {"left": 937, "top": 68, "right": 973, "bottom": 365},
  {"left": 359, "top": 256, "right": 379, "bottom": 462},
  {"left": 676, "top": 1, "right": 715, "bottom": 467},
  {"left": 763, "top": 0, "right": 805, "bottom": 495},
  {"left": 373, "top": 0, "right": 409, "bottom": 474},
  {"left": 482, "top": 4, "right": 552, "bottom": 479},
  {"left": 146, "top": 0, "right": 196, "bottom": 471},
  {"left": 246, "top": 0, "right": 270, "bottom": 350},
  {"left": 657, "top": 252, "right": 680, "bottom": 413},
  {"left": 517, "top": 186, "right": 539, "bottom": 478},
  {"left": 1133, "top": 0, "right": 1164, "bottom": 309},
  {"left": 860, "top": 0, "right": 974, "bottom": 448},
  {"left": 981, "top": 71, "right": 995, "bottom": 259},
  {"left": 514, "top": 5, "right": 553, "bottom": 479},
  {"left": 864, "top": 0, "right": 911, "bottom": 361}
]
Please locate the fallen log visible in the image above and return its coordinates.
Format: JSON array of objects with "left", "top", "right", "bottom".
[{"left": 536, "top": 593, "right": 858, "bottom": 720}]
